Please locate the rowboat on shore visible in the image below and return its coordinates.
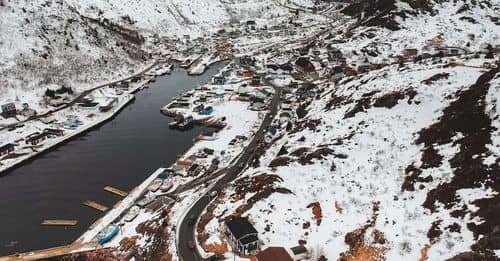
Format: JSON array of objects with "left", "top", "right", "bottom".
[
  {"left": 97, "top": 225, "right": 119, "bottom": 245},
  {"left": 123, "top": 206, "right": 140, "bottom": 222},
  {"left": 148, "top": 178, "right": 163, "bottom": 192},
  {"left": 136, "top": 192, "right": 156, "bottom": 207},
  {"left": 160, "top": 179, "right": 173, "bottom": 192}
]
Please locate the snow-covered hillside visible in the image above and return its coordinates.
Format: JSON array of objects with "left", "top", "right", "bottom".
[
  {"left": 196, "top": 0, "right": 500, "bottom": 260},
  {"left": 0, "top": 0, "right": 300, "bottom": 116}
]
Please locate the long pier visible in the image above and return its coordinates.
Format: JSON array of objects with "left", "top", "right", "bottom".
[
  {"left": 41, "top": 220, "right": 78, "bottom": 226},
  {"left": 82, "top": 200, "right": 109, "bottom": 212},
  {"left": 104, "top": 186, "right": 128, "bottom": 197}
]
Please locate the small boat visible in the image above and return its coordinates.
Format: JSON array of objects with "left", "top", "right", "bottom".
[
  {"left": 158, "top": 169, "right": 174, "bottom": 179},
  {"left": 180, "top": 59, "right": 192, "bottom": 68},
  {"left": 97, "top": 225, "right": 119, "bottom": 245},
  {"left": 148, "top": 178, "right": 163, "bottom": 192},
  {"left": 160, "top": 179, "right": 173, "bottom": 192},
  {"left": 136, "top": 193, "right": 156, "bottom": 207},
  {"left": 123, "top": 206, "right": 140, "bottom": 222}
]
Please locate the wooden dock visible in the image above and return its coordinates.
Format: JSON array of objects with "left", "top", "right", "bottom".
[
  {"left": 83, "top": 200, "right": 109, "bottom": 212},
  {"left": 41, "top": 220, "right": 78, "bottom": 226},
  {"left": 104, "top": 186, "right": 128, "bottom": 197}
]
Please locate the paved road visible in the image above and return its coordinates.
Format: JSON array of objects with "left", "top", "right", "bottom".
[{"left": 177, "top": 66, "right": 282, "bottom": 261}]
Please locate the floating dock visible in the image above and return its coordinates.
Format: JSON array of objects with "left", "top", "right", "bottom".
[
  {"left": 104, "top": 186, "right": 128, "bottom": 197},
  {"left": 41, "top": 220, "right": 78, "bottom": 226},
  {"left": 83, "top": 200, "right": 109, "bottom": 212}
]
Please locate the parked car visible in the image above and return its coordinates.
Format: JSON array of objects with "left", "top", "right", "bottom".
[
  {"left": 187, "top": 214, "right": 196, "bottom": 226},
  {"left": 187, "top": 240, "right": 195, "bottom": 250},
  {"left": 210, "top": 190, "right": 218, "bottom": 198}
]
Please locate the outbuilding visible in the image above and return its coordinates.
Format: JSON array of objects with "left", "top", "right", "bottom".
[{"left": 0, "top": 143, "right": 15, "bottom": 157}]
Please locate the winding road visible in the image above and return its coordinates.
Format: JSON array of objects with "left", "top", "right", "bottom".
[{"left": 177, "top": 64, "right": 282, "bottom": 261}]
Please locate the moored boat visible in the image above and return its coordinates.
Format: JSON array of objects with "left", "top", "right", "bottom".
[
  {"left": 148, "top": 178, "right": 163, "bottom": 192},
  {"left": 136, "top": 192, "right": 156, "bottom": 207},
  {"left": 123, "top": 206, "right": 140, "bottom": 222},
  {"left": 97, "top": 225, "right": 119, "bottom": 245},
  {"left": 160, "top": 179, "right": 173, "bottom": 192}
]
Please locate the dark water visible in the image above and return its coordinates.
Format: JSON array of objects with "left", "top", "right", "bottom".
[{"left": 0, "top": 64, "right": 225, "bottom": 255}]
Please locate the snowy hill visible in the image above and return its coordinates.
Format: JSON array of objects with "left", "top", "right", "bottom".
[
  {"left": 196, "top": 0, "right": 500, "bottom": 260},
  {"left": 0, "top": 0, "right": 296, "bottom": 115}
]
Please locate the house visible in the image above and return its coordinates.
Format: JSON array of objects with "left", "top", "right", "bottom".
[
  {"left": 212, "top": 76, "right": 226, "bottom": 85},
  {"left": 25, "top": 132, "right": 47, "bottom": 146},
  {"left": 295, "top": 57, "right": 315, "bottom": 73},
  {"left": 224, "top": 217, "right": 259, "bottom": 256},
  {"left": 403, "top": 48, "right": 418, "bottom": 58},
  {"left": 20, "top": 105, "right": 36, "bottom": 118},
  {"left": 251, "top": 75, "right": 261, "bottom": 86},
  {"left": 357, "top": 57, "right": 371, "bottom": 73},
  {"left": 43, "top": 128, "right": 64, "bottom": 137},
  {"left": 118, "top": 81, "right": 130, "bottom": 90},
  {"left": 330, "top": 66, "right": 345, "bottom": 81},
  {"left": 187, "top": 163, "right": 202, "bottom": 176},
  {"left": 290, "top": 246, "right": 310, "bottom": 261},
  {"left": 99, "top": 97, "right": 118, "bottom": 112},
  {"left": 47, "top": 97, "right": 65, "bottom": 107},
  {"left": 0, "top": 143, "right": 15, "bottom": 157},
  {"left": 1, "top": 103, "right": 17, "bottom": 117},
  {"left": 242, "top": 71, "right": 253, "bottom": 78},
  {"left": 327, "top": 45, "right": 343, "bottom": 62},
  {"left": 257, "top": 247, "right": 293, "bottom": 261},
  {"left": 246, "top": 20, "right": 256, "bottom": 26}
]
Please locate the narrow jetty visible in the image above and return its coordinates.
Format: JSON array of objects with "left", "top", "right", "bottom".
[
  {"left": 41, "top": 220, "right": 78, "bottom": 226},
  {"left": 104, "top": 186, "right": 128, "bottom": 197},
  {"left": 83, "top": 200, "right": 109, "bottom": 212}
]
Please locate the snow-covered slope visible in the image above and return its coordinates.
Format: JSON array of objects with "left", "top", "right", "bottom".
[
  {"left": 197, "top": 0, "right": 500, "bottom": 260},
  {"left": 0, "top": 0, "right": 300, "bottom": 115}
]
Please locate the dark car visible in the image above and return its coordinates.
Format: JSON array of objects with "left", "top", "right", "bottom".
[
  {"left": 187, "top": 240, "right": 195, "bottom": 249},
  {"left": 208, "top": 254, "right": 223, "bottom": 261},
  {"left": 187, "top": 214, "right": 196, "bottom": 226}
]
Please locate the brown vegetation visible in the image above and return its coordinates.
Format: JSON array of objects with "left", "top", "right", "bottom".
[
  {"left": 417, "top": 67, "right": 500, "bottom": 241},
  {"left": 307, "top": 202, "right": 323, "bottom": 225}
]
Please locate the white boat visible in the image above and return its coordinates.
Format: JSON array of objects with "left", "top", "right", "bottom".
[
  {"left": 148, "top": 178, "right": 163, "bottom": 192},
  {"left": 123, "top": 206, "right": 140, "bottom": 222},
  {"left": 160, "top": 179, "right": 173, "bottom": 192},
  {"left": 136, "top": 193, "right": 155, "bottom": 207}
]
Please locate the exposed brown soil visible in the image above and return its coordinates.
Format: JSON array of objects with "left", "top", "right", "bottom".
[
  {"left": 401, "top": 164, "right": 432, "bottom": 191},
  {"left": 290, "top": 147, "right": 311, "bottom": 157},
  {"left": 202, "top": 242, "right": 228, "bottom": 256},
  {"left": 291, "top": 118, "right": 322, "bottom": 133},
  {"left": 420, "top": 146, "right": 443, "bottom": 169},
  {"left": 373, "top": 88, "right": 417, "bottom": 108},
  {"left": 269, "top": 156, "right": 293, "bottom": 168},
  {"left": 339, "top": 202, "right": 387, "bottom": 261},
  {"left": 421, "top": 73, "right": 450, "bottom": 85},
  {"left": 298, "top": 147, "right": 335, "bottom": 165},
  {"left": 344, "top": 96, "right": 372, "bottom": 119},
  {"left": 416, "top": 66, "right": 500, "bottom": 243},
  {"left": 307, "top": 202, "right": 323, "bottom": 225},
  {"left": 325, "top": 94, "right": 352, "bottom": 111},
  {"left": 419, "top": 244, "right": 430, "bottom": 261},
  {"left": 427, "top": 220, "right": 442, "bottom": 244},
  {"left": 335, "top": 201, "right": 344, "bottom": 214}
]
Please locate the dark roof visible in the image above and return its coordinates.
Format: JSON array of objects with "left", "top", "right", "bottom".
[
  {"left": 295, "top": 57, "right": 310, "bottom": 67},
  {"left": 225, "top": 217, "right": 257, "bottom": 240},
  {"left": 0, "top": 143, "right": 15, "bottom": 151},
  {"left": 291, "top": 245, "right": 308, "bottom": 255},
  {"left": 331, "top": 66, "right": 344, "bottom": 74},
  {"left": 257, "top": 247, "right": 293, "bottom": 261}
]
